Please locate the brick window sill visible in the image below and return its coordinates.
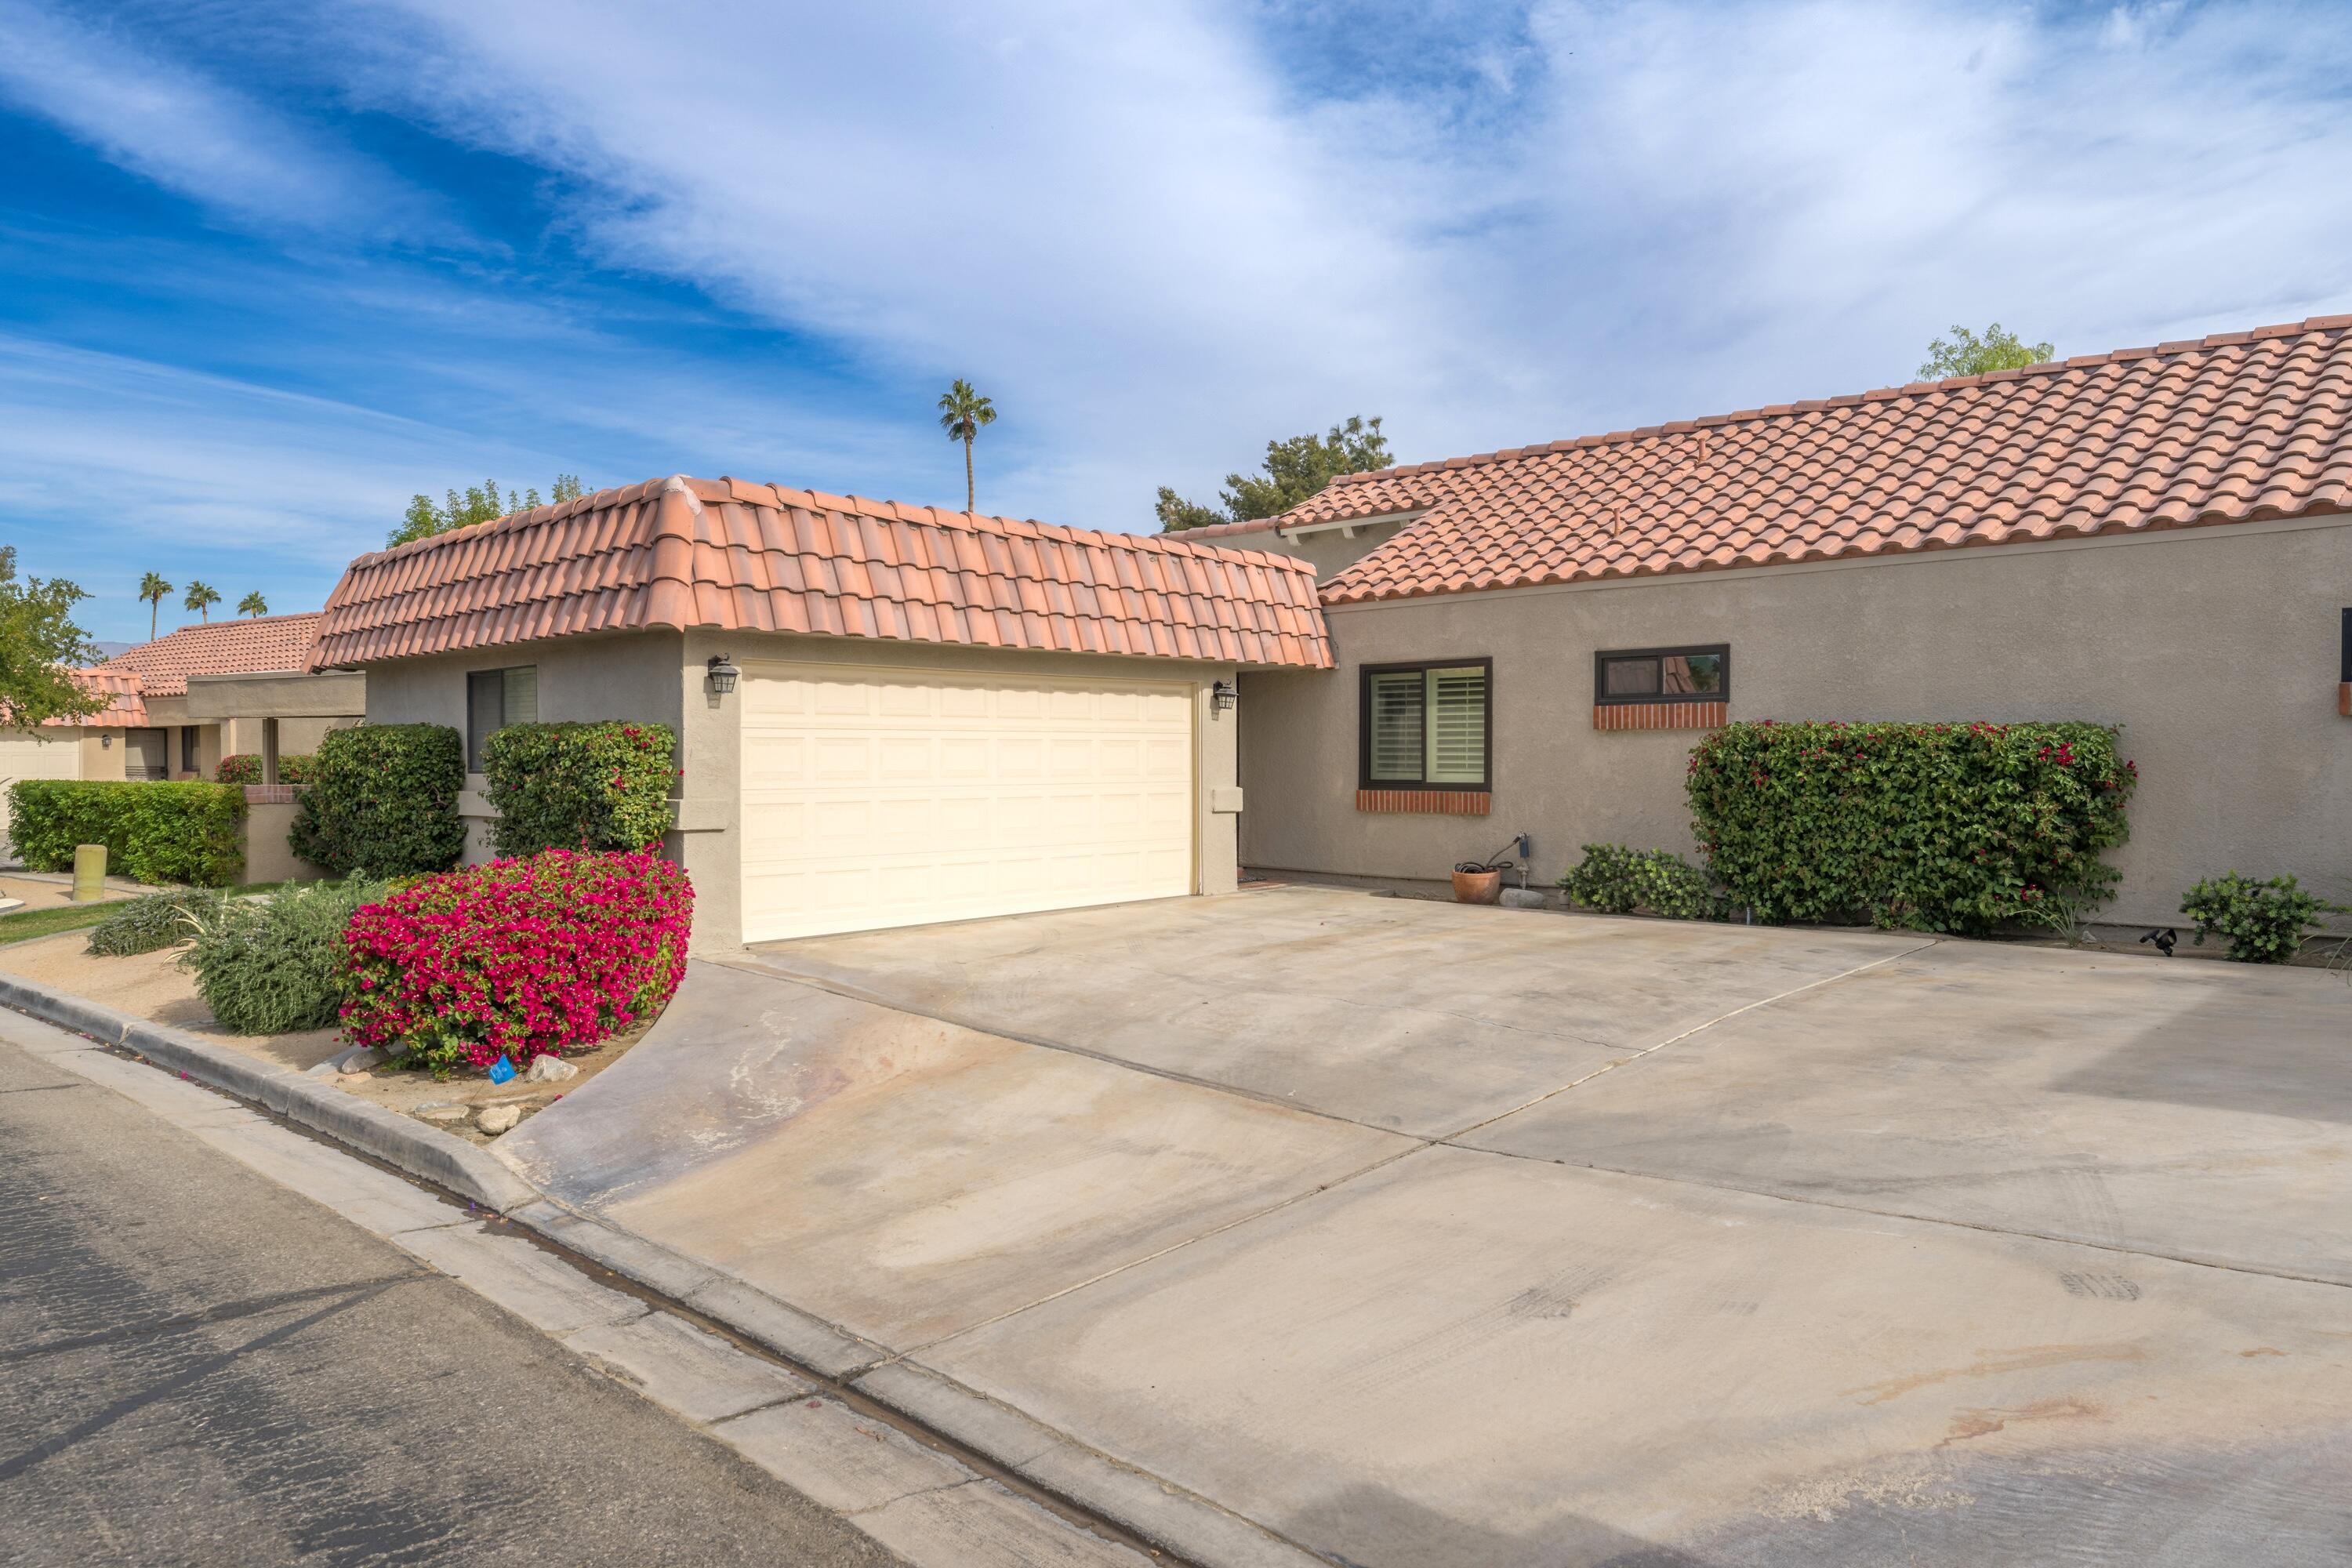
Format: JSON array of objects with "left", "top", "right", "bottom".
[
  {"left": 1592, "top": 700, "right": 1727, "bottom": 731},
  {"left": 1356, "top": 788, "right": 1490, "bottom": 816}
]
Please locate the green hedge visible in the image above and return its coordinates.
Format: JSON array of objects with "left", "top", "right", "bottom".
[
  {"left": 482, "top": 720, "right": 676, "bottom": 857},
  {"left": 289, "top": 724, "right": 465, "bottom": 877},
  {"left": 1686, "top": 720, "right": 2136, "bottom": 933},
  {"left": 7, "top": 779, "right": 246, "bottom": 886},
  {"left": 1558, "top": 844, "right": 1723, "bottom": 920},
  {"left": 215, "top": 753, "right": 314, "bottom": 785}
]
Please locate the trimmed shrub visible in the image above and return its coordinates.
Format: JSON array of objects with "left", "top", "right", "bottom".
[
  {"left": 1686, "top": 720, "right": 2136, "bottom": 934},
  {"left": 215, "top": 753, "right": 314, "bottom": 785},
  {"left": 86, "top": 887, "right": 227, "bottom": 956},
  {"left": 2180, "top": 873, "right": 2347, "bottom": 963},
  {"left": 338, "top": 849, "right": 692, "bottom": 1071},
  {"left": 481, "top": 720, "right": 677, "bottom": 857},
  {"left": 181, "top": 874, "right": 389, "bottom": 1034},
  {"left": 290, "top": 724, "right": 464, "bottom": 877},
  {"left": 8, "top": 779, "right": 246, "bottom": 886},
  {"left": 1559, "top": 844, "right": 1722, "bottom": 920}
]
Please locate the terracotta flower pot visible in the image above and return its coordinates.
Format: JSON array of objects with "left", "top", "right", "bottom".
[{"left": 1452, "top": 868, "right": 1504, "bottom": 905}]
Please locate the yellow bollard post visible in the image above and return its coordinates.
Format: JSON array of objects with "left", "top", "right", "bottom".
[{"left": 71, "top": 843, "right": 107, "bottom": 902}]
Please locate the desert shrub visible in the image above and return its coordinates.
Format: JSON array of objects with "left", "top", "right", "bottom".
[
  {"left": 481, "top": 721, "right": 677, "bottom": 857},
  {"left": 339, "top": 848, "right": 692, "bottom": 1071},
  {"left": 215, "top": 753, "right": 314, "bottom": 785},
  {"left": 2180, "top": 873, "right": 2348, "bottom": 964},
  {"left": 1558, "top": 844, "right": 1722, "bottom": 920},
  {"left": 8, "top": 779, "right": 245, "bottom": 886},
  {"left": 180, "top": 874, "right": 388, "bottom": 1034},
  {"left": 289, "top": 724, "right": 464, "bottom": 877},
  {"left": 1686, "top": 720, "right": 2135, "bottom": 934},
  {"left": 86, "top": 887, "right": 227, "bottom": 956}
]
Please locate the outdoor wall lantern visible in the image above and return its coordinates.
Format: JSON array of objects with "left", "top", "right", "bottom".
[
  {"left": 100, "top": 733, "right": 113, "bottom": 748},
  {"left": 1210, "top": 679, "right": 1238, "bottom": 714},
  {"left": 705, "top": 654, "right": 741, "bottom": 696}
]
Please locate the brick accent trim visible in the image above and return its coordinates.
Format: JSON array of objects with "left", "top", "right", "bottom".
[
  {"left": 2339, "top": 681, "right": 2350, "bottom": 717},
  {"left": 1593, "top": 700, "right": 1727, "bottom": 731},
  {"left": 1356, "top": 789, "right": 1490, "bottom": 815}
]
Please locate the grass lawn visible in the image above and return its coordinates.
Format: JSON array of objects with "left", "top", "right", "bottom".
[
  {"left": 0, "top": 902, "right": 116, "bottom": 944},
  {"left": 0, "top": 880, "right": 311, "bottom": 946}
]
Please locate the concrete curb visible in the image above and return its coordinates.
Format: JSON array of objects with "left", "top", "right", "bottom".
[
  {"left": 499, "top": 1192, "right": 1333, "bottom": 1566},
  {"left": 0, "top": 973, "right": 537, "bottom": 1214},
  {"left": 0, "top": 969, "right": 1333, "bottom": 1567}
]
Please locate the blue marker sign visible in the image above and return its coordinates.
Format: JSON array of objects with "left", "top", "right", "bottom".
[{"left": 487, "top": 1054, "right": 517, "bottom": 1085}]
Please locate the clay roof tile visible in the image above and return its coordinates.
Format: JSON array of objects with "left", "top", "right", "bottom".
[{"left": 311, "top": 474, "right": 1329, "bottom": 670}]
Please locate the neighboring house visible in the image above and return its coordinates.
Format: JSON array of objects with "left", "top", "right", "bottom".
[
  {"left": 0, "top": 615, "right": 366, "bottom": 844},
  {"left": 310, "top": 476, "right": 1328, "bottom": 950},
  {"left": 1195, "top": 315, "right": 2352, "bottom": 927}
]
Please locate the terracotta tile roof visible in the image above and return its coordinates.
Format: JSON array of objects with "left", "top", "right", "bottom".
[
  {"left": 1214, "top": 317, "right": 2352, "bottom": 604},
  {"left": 312, "top": 477, "right": 1333, "bottom": 670},
  {"left": 40, "top": 667, "right": 147, "bottom": 728},
  {"left": 96, "top": 614, "right": 324, "bottom": 697}
]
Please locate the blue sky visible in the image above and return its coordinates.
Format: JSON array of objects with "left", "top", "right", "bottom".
[{"left": 5, "top": 0, "right": 2351, "bottom": 641}]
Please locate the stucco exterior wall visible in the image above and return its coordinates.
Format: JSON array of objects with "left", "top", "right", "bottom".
[
  {"left": 361, "top": 628, "right": 1243, "bottom": 955},
  {"left": 360, "top": 631, "right": 689, "bottom": 864},
  {"left": 78, "top": 732, "right": 126, "bottom": 781},
  {"left": 1238, "top": 517, "right": 2352, "bottom": 928}
]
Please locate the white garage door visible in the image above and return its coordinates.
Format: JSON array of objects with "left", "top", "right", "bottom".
[
  {"left": 740, "top": 664, "right": 1197, "bottom": 943},
  {"left": 0, "top": 732, "right": 82, "bottom": 844}
]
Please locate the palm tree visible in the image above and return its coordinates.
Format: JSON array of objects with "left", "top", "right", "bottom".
[
  {"left": 183, "top": 581, "right": 221, "bottom": 623},
  {"left": 238, "top": 590, "right": 268, "bottom": 618},
  {"left": 936, "top": 379, "right": 996, "bottom": 514},
  {"left": 138, "top": 572, "right": 172, "bottom": 640}
]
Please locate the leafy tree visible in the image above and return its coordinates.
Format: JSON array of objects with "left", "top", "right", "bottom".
[
  {"left": 0, "top": 546, "right": 104, "bottom": 725},
  {"left": 388, "top": 475, "right": 586, "bottom": 548},
  {"left": 137, "top": 571, "right": 172, "bottom": 641},
  {"left": 183, "top": 580, "right": 221, "bottom": 622},
  {"left": 936, "top": 379, "right": 996, "bottom": 514},
  {"left": 1156, "top": 416, "right": 1392, "bottom": 532},
  {"left": 1919, "top": 324, "right": 2056, "bottom": 381},
  {"left": 238, "top": 591, "right": 268, "bottom": 617}
]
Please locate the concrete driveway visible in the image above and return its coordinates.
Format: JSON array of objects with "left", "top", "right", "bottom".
[{"left": 501, "top": 887, "right": 2352, "bottom": 1566}]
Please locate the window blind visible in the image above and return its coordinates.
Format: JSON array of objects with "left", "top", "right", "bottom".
[
  {"left": 1425, "top": 666, "right": 1486, "bottom": 784},
  {"left": 1367, "top": 671, "right": 1425, "bottom": 781}
]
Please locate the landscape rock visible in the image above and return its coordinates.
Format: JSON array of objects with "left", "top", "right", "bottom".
[
  {"left": 476, "top": 1104, "right": 524, "bottom": 1136},
  {"left": 415, "top": 1104, "right": 469, "bottom": 1125},
  {"left": 524, "top": 1054, "right": 579, "bottom": 1083},
  {"left": 1499, "top": 888, "right": 1550, "bottom": 909},
  {"left": 338, "top": 1047, "right": 384, "bottom": 1073}
]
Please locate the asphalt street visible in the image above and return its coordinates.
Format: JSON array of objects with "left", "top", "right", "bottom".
[{"left": 0, "top": 1030, "right": 905, "bottom": 1568}]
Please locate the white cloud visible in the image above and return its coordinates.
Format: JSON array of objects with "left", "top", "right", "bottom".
[
  {"left": 303, "top": 0, "right": 2352, "bottom": 528},
  {"left": 0, "top": 0, "right": 439, "bottom": 236},
  {"left": 13, "top": 0, "right": 2352, "bottom": 557}
]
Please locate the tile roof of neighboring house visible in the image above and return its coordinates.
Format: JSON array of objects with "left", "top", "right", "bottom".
[
  {"left": 27, "top": 667, "right": 146, "bottom": 729},
  {"left": 311, "top": 476, "right": 1333, "bottom": 670},
  {"left": 1197, "top": 316, "right": 2352, "bottom": 604},
  {"left": 96, "top": 614, "right": 325, "bottom": 697}
]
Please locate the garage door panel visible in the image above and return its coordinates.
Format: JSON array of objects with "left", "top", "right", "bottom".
[
  {"left": 0, "top": 734, "right": 82, "bottom": 838},
  {"left": 740, "top": 666, "right": 1196, "bottom": 942}
]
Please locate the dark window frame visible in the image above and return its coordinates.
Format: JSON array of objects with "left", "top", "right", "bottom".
[
  {"left": 1592, "top": 643, "right": 1731, "bottom": 707},
  {"left": 1357, "top": 656, "right": 1494, "bottom": 792},
  {"left": 466, "top": 665, "right": 538, "bottom": 771},
  {"left": 180, "top": 726, "right": 198, "bottom": 775}
]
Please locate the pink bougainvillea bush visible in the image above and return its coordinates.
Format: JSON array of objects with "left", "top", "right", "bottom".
[{"left": 339, "top": 848, "right": 692, "bottom": 1071}]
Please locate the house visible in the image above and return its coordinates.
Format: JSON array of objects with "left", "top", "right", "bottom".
[
  {"left": 0, "top": 615, "right": 365, "bottom": 848},
  {"left": 1189, "top": 316, "right": 2352, "bottom": 927},
  {"left": 309, "top": 476, "right": 1328, "bottom": 950}
]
